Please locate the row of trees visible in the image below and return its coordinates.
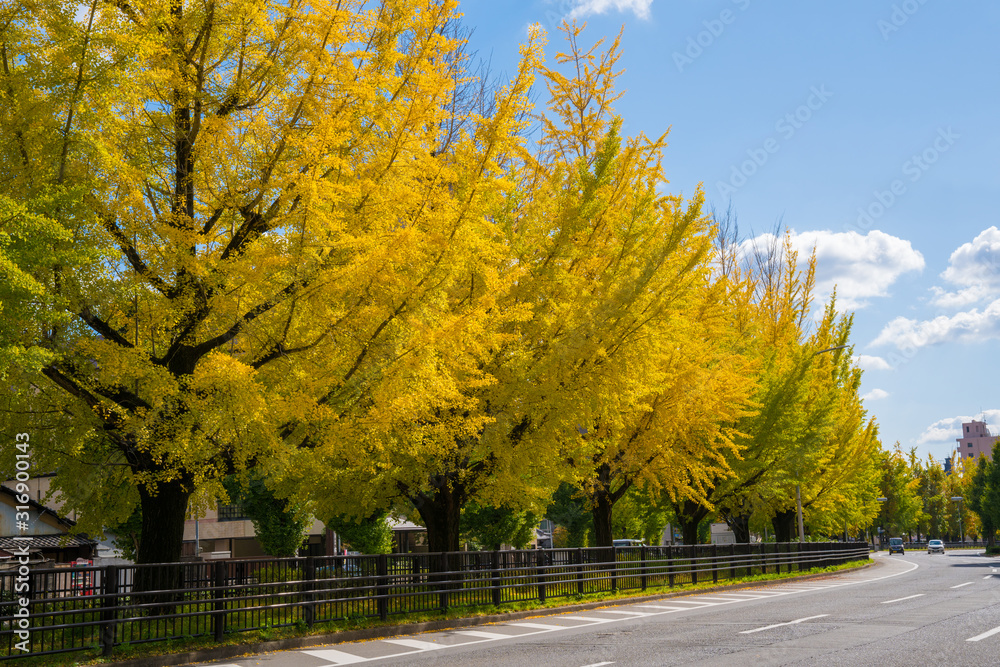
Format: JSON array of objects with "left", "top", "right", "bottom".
[
  {"left": 875, "top": 443, "right": 1000, "bottom": 546},
  {"left": 1, "top": 0, "right": 883, "bottom": 563}
]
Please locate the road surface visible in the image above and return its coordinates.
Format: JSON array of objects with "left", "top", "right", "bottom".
[{"left": 196, "top": 550, "right": 1000, "bottom": 666}]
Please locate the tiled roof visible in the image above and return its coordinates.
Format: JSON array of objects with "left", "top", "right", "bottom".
[{"left": 0, "top": 535, "right": 97, "bottom": 552}]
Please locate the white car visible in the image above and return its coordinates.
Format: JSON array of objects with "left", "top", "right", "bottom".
[{"left": 927, "top": 539, "right": 945, "bottom": 554}]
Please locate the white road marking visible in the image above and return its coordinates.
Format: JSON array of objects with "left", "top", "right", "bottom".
[
  {"left": 209, "top": 555, "right": 919, "bottom": 667},
  {"left": 951, "top": 582, "right": 974, "bottom": 589},
  {"left": 302, "top": 648, "right": 370, "bottom": 664},
  {"left": 881, "top": 594, "right": 925, "bottom": 604},
  {"left": 967, "top": 625, "right": 1000, "bottom": 642},
  {"left": 455, "top": 630, "right": 515, "bottom": 640},
  {"left": 635, "top": 604, "right": 691, "bottom": 611},
  {"left": 384, "top": 638, "right": 443, "bottom": 650},
  {"left": 740, "top": 614, "right": 829, "bottom": 634},
  {"left": 507, "top": 622, "right": 566, "bottom": 631},
  {"left": 598, "top": 610, "right": 650, "bottom": 616},
  {"left": 693, "top": 596, "right": 744, "bottom": 602},
  {"left": 711, "top": 593, "right": 773, "bottom": 599},
  {"left": 579, "top": 662, "right": 615, "bottom": 667},
  {"left": 985, "top": 575, "right": 994, "bottom": 580}
]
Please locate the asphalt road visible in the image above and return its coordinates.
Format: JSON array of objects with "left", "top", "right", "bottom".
[{"left": 197, "top": 550, "right": 1000, "bottom": 667}]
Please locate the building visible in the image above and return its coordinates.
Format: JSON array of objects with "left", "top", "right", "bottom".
[
  {"left": 0, "top": 484, "right": 97, "bottom": 564},
  {"left": 956, "top": 420, "right": 999, "bottom": 463},
  {"left": 182, "top": 503, "right": 331, "bottom": 559}
]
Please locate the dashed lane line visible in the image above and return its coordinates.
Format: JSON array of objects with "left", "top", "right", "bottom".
[
  {"left": 951, "top": 582, "right": 974, "bottom": 589},
  {"left": 881, "top": 594, "right": 925, "bottom": 604},
  {"left": 740, "top": 614, "right": 829, "bottom": 634},
  {"left": 967, "top": 625, "right": 1000, "bottom": 642}
]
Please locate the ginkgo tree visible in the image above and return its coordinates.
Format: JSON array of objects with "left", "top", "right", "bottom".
[
  {"left": 663, "top": 227, "right": 883, "bottom": 544},
  {"left": 0, "top": 0, "right": 533, "bottom": 563},
  {"left": 280, "top": 23, "right": 745, "bottom": 553}
]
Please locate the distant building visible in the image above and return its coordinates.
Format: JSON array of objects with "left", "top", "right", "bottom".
[
  {"left": 956, "top": 420, "right": 999, "bottom": 463},
  {"left": 0, "top": 484, "right": 97, "bottom": 564}
]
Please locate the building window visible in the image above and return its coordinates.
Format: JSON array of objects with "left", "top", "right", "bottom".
[
  {"left": 217, "top": 503, "right": 249, "bottom": 522},
  {"left": 966, "top": 426, "right": 970, "bottom": 433},
  {"left": 969, "top": 443, "right": 974, "bottom": 447}
]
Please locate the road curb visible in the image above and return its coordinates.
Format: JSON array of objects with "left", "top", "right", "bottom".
[{"left": 106, "top": 559, "right": 876, "bottom": 667}]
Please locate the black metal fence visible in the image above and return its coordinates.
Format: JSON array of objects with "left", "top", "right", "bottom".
[{"left": 0, "top": 541, "right": 867, "bottom": 661}]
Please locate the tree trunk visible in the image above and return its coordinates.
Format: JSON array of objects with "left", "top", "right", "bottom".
[
  {"left": 134, "top": 479, "right": 191, "bottom": 614},
  {"left": 726, "top": 513, "right": 752, "bottom": 543},
  {"left": 675, "top": 499, "right": 711, "bottom": 545},
  {"left": 591, "top": 491, "right": 614, "bottom": 547},
  {"left": 772, "top": 510, "right": 796, "bottom": 543},
  {"left": 136, "top": 478, "right": 191, "bottom": 564},
  {"left": 411, "top": 484, "right": 464, "bottom": 554}
]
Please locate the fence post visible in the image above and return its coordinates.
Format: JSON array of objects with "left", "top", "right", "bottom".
[
  {"left": 711, "top": 544, "right": 718, "bottom": 584},
  {"left": 575, "top": 548, "right": 585, "bottom": 596},
  {"left": 667, "top": 545, "right": 674, "bottom": 588},
  {"left": 376, "top": 554, "right": 389, "bottom": 621},
  {"left": 797, "top": 542, "right": 804, "bottom": 572},
  {"left": 491, "top": 550, "right": 502, "bottom": 607},
  {"left": 640, "top": 545, "right": 647, "bottom": 591},
  {"left": 536, "top": 550, "right": 546, "bottom": 603},
  {"left": 303, "top": 556, "right": 316, "bottom": 628},
  {"left": 101, "top": 565, "right": 118, "bottom": 657},
  {"left": 213, "top": 561, "right": 227, "bottom": 642},
  {"left": 610, "top": 546, "right": 618, "bottom": 593},
  {"left": 438, "top": 552, "right": 449, "bottom": 613},
  {"left": 691, "top": 546, "right": 697, "bottom": 587}
]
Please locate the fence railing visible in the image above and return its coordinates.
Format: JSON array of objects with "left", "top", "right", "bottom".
[{"left": 0, "top": 541, "right": 867, "bottom": 661}]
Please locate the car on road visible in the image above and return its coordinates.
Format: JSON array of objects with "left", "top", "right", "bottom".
[
  {"left": 888, "top": 537, "right": 905, "bottom": 554},
  {"left": 927, "top": 539, "right": 945, "bottom": 554},
  {"left": 613, "top": 539, "right": 645, "bottom": 547}
]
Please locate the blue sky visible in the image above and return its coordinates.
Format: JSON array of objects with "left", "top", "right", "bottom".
[{"left": 457, "top": 0, "right": 1000, "bottom": 463}]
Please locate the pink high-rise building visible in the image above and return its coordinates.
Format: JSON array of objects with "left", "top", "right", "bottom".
[{"left": 956, "top": 420, "right": 998, "bottom": 463}]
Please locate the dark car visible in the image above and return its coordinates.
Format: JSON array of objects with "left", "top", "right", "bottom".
[{"left": 888, "top": 537, "right": 904, "bottom": 554}]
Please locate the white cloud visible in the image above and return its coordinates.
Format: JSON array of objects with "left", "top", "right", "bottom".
[
  {"left": 855, "top": 355, "right": 891, "bottom": 371},
  {"left": 931, "top": 226, "right": 1000, "bottom": 308},
  {"left": 861, "top": 388, "right": 889, "bottom": 401},
  {"left": 740, "top": 229, "right": 925, "bottom": 310},
  {"left": 871, "top": 298, "right": 1000, "bottom": 349},
  {"left": 568, "top": 0, "right": 653, "bottom": 20},
  {"left": 916, "top": 410, "right": 1000, "bottom": 446}
]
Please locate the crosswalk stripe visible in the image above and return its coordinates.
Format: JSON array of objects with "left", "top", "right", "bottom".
[
  {"left": 635, "top": 605, "right": 689, "bottom": 611},
  {"left": 302, "top": 648, "right": 369, "bottom": 664},
  {"left": 384, "top": 638, "right": 443, "bottom": 650},
  {"left": 597, "top": 610, "right": 650, "bottom": 616},
  {"left": 454, "top": 630, "right": 515, "bottom": 640},
  {"left": 507, "top": 622, "right": 566, "bottom": 630}
]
